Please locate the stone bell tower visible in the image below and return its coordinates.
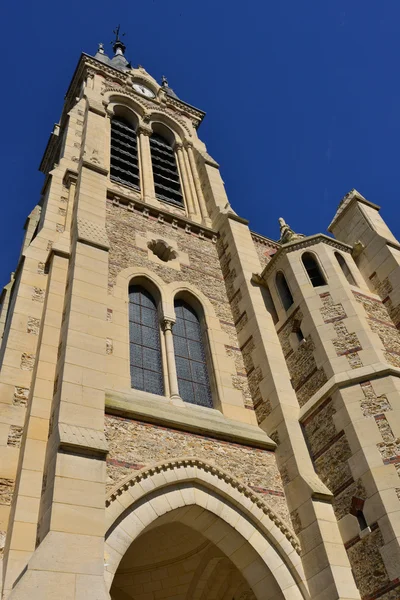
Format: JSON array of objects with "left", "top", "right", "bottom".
[{"left": 1, "top": 30, "right": 396, "bottom": 600}]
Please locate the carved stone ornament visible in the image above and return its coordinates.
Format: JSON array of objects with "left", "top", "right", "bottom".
[
  {"left": 148, "top": 239, "right": 177, "bottom": 262},
  {"left": 278, "top": 217, "right": 306, "bottom": 245}
]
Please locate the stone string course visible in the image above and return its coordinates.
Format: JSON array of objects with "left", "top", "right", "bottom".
[{"left": 104, "top": 415, "right": 290, "bottom": 527}]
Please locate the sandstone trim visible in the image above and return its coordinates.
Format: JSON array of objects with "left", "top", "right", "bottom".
[
  {"left": 105, "top": 456, "right": 300, "bottom": 553},
  {"left": 105, "top": 389, "right": 275, "bottom": 450}
]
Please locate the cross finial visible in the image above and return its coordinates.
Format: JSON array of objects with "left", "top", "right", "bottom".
[
  {"left": 112, "top": 25, "right": 125, "bottom": 43},
  {"left": 111, "top": 25, "right": 126, "bottom": 55}
]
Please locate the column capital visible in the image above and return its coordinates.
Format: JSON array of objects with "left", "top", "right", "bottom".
[
  {"left": 183, "top": 140, "right": 194, "bottom": 149},
  {"left": 162, "top": 318, "right": 175, "bottom": 332},
  {"left": 174, "top": 141, "right": 184, "bottom": 151},
  {"left": 137, "top": 124, "right": 153, "bottom": 137}
]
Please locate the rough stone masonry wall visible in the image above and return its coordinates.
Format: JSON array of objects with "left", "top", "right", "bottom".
[
  {"left": 302, "top": 386, "right": 400, "bottom": 600},
  {"left": 277, "top": 307, "right": 327, "bottom": 408},
  {"left": 105, "top": 415, "right": 290, "bottom": 527},
  {"left": 353, "top": 290, "right": 400, "bottom": 369},
  {"left": 216, "top": 230, "right": 271, "bottom": 423},
  {"left": 251, "top": 234, "right": 279, "bottom": 269},
  {"left": 105, "top": 199, "right": 254, "bottom": 411}
]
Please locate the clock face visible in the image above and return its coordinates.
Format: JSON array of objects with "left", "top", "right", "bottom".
[{"left": 132, "top": 83, "right": 155, "bottom": 98}]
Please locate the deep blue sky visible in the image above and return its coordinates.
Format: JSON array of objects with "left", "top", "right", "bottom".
[{"left": 1, "top": 1, "right": 399, "bottom": 287}]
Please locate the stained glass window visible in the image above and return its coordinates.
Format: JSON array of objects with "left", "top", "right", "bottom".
[
  {"left": 129, "top": 285, "right": 163, "bottom": 395},
  {"left": 173, "top": 300, "right": 213, "bottom": 408}
]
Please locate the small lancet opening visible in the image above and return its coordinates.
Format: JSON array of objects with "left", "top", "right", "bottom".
[
  {"left": 302, "top": 252, "right": 326, "bottom": 287},
  {"left": 110, "top": 117, "right": 140, "bottom": 190},
  {"left": 276, "top": 272, "right": 294, "bottom": 311},
  {"left": 150, "top": 133, "right": 183, "bottom": 206},
  {"left": 335, "top": 252, "right": 357, "bottom": 286}
]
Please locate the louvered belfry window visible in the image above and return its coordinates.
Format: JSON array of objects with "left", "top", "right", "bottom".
[
  {"left": 110, "top": 117, "right": 140, "bottom": 189},
  {"left": 150, "top": 133, "right": 183, "bottom": 205},
  {"left": 173, "top": 300, "right": 212, "bottom": 408},
  {"left": 129, "top": 285, "right": 164, "bottom": 395}
]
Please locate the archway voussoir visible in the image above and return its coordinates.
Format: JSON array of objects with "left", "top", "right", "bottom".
[
  {"left": 219, "top": 500, "right": 241, "bottom": 529},
  {"left": 119, "top": 512, "right": 146, "bottom": 541},
  {"left": 271, "top": 562, "right": 298, "bottom": 592},
  {"left": 180, "top": 485, "right": 196, "bottom": 506},
  {"left": 235, "top": 514, "right": 257, "bottom": 541},
  {"left": 193, "top": 486, "right": 208, "bottom": 509},
  {"left": 243, "top": 558, "right": 270, "bottom": 587},
  {"left": 148, "top": 493, "right": 172, "bottom": 517},
  {"left": 105, "top": 525, "right": 132, "bottom": 557},
  {"left": 163, "top": 488, "right": 186, "bottom": 510},
  {"left": 217, "top": 528, "right": 246, "bottom": 559},
  {"left": 131, "top": 501, "right": 158, "bottom": 528}
]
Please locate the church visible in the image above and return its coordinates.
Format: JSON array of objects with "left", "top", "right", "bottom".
[{"left": 0, "top": 30, "right": 399, "bottom": 600}]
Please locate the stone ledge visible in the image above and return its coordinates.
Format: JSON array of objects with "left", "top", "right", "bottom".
[
  {"left": 105, "top": 389, "right": 276, "bottom": 450},
  {"left": 58, "top": 423, "right": 108, "bottom": 456},
  {"left": 299, "top": 363, "right": 400, "bottom": 422}
]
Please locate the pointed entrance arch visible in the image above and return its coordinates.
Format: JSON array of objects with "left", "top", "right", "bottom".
[{"left": 104, "top": 459, "right": 309, "bottom": 600}]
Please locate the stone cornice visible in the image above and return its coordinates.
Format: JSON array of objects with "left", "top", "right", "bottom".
[
  {"left": 107, "top": 189, "right": 218, "bottom": 242},
  {"left": 328, "top": 191, "right": 380, "bottom": 232},
  {"left": 105, "top": 456, "right": 300, "bottom": 553},
  {"left": 251, "top": 231, "right": 280, "bottom": 249},
  {"left": 299, "top": 363, "right": 400, "bottom": 422},
  {"left": 260, "top": 234, "right": 353, "bottom": 279},
  {"left": 105, "top": 389, "right": 275, "bottom": 450}
]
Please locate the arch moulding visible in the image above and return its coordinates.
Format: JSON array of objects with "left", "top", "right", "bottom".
[{"left": 104, "top": 458, "right": 307, "bottom": 600}]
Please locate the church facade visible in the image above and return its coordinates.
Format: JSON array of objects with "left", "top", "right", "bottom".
[{"left": 0, "top": 35, "right": 400, "bottom": 600}]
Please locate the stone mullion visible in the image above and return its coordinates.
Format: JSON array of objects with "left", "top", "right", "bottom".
[
  {"left": 175, "top": 143, "right": 196, "bottom": 218},
  {"left": 2, "top": 252, "right": 68, "bottom": 596},
  {"left": 137, "top": 126, "right": 155, "bottom": 203},
  {"left": 215, "top": 211, "right": 361, "bottom": 600},
  {"left": 182, "top": 145, "right": 201, "bottom": 218},
  {"left": 162, "top": 319, "right": 181, "bottom": 400}
]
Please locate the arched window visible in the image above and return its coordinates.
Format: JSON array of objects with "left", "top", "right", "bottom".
[
  {"left": 110, "top": 117, "right": 140, "bottom": 189},
  {"left": 129, "top": 285, "right": 163, "bottom": 395},
  {"left": 262, "top": 286, "right": 278, "bottom": 325},
  {"left": 173, "top": 299, "right": 212, "bottom": 408},
  {"left": 335, "top": 252, "right": 357, "bottom": 285},
  {"left": 276, "top": 272, "right": 294, "bottom": 311},
  {"left": 150, "top": 133, "right": 183, "bottom": 206},
  {"left": 302, "top": 253, "right": 326, "bottom": 287}
]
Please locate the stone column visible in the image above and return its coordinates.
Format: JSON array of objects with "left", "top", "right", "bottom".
[
  {"left": 162, "top": 319, "right": 180, "bottom": 400},
  {"left": 62, "top": 169, "right": 78, "bottom": 233},
  {"left": 184, "top": 142, "right": 210, "bottom": 225},
  {"left": 175, "top": 143, "right": 196, "bottom": 218},
  {"left": 137, "top": 125, "right": 155, "bottom": 203}
]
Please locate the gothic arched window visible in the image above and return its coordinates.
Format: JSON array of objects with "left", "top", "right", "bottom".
[
  {"left": 173, "top": 299, "right": 212, "bottom": 408},
  {"left": 129, "top": 285, "right": 163, "bottom": 395},
  {"left": 150, "top": 133, "right": 183, "bottom": 206},
  {"left": 110, "top": 117, "right": 140, "bottom": 189},
  {"left": 302, "top": 253, "right": 326, "bottom": 287},
  {"left": 335, "top": 252, "right": 357, "bottom": 285},
  {"left": 276, "top": 272, "right": 294, "bottom": 311}
]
